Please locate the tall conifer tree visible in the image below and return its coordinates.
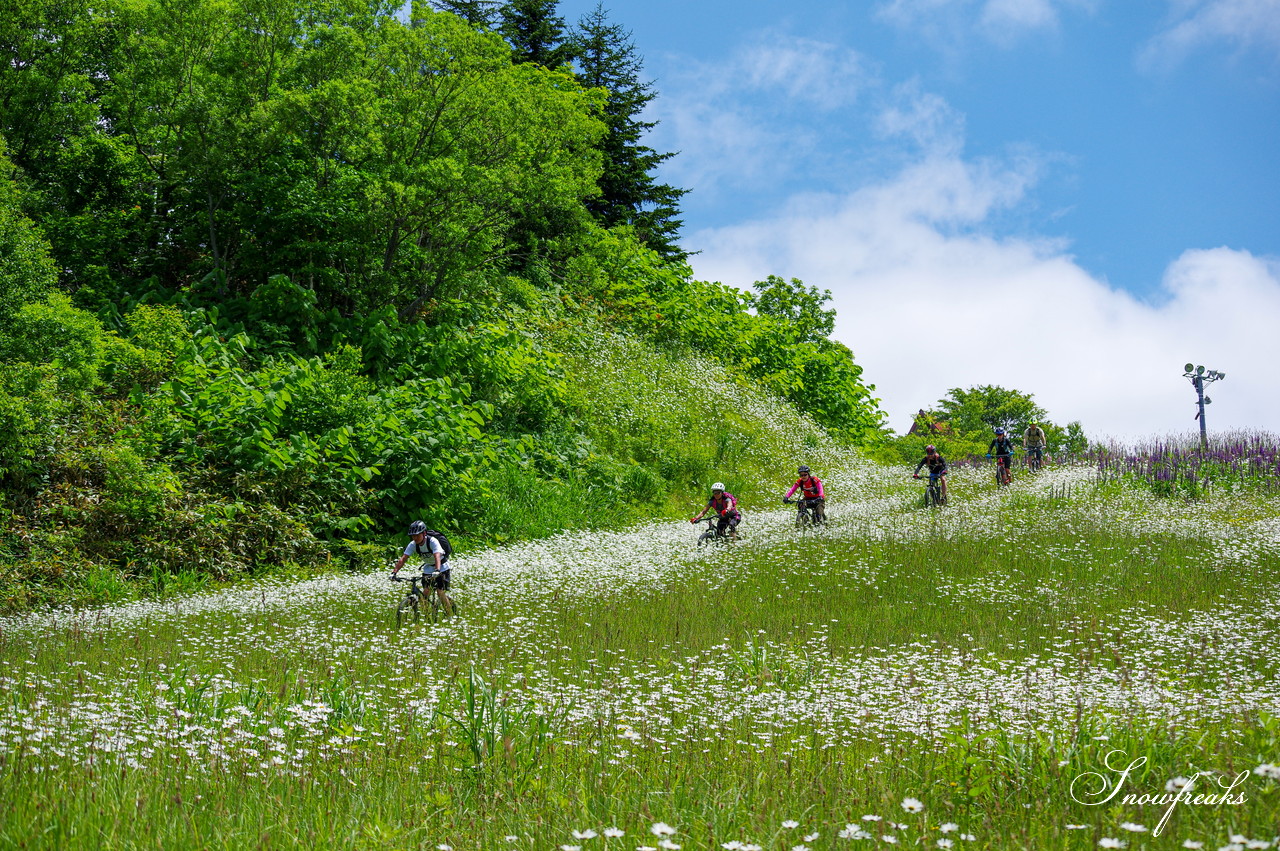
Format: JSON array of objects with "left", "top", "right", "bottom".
[
  {"left": 499, "top": 0, "right": 571, "bottom": 68},
  {"left": 423, "top": 0, "right": 500, "bottom": 28},
  {"left": 573, "top": 4, "right": 686, "bottom": 259}
]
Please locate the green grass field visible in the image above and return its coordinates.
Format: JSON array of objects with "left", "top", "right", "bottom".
[{"left": 2, "top": 459, "right": 1278, "bottom": 850}]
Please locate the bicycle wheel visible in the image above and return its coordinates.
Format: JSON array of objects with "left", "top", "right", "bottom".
[
  {"left": 697, "top": 529, "right": 717, "bottom": 548},
  {"left": 395, "top": 594, "right": 419, "bottom": 628},
  {"left": 427, "top": 592, "right": 441, "bottom": 623}
]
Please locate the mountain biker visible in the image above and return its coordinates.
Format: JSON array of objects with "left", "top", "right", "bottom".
[
  {"left": 912, "top": 445, "right": 949, "bottom": 501},
  {"left": 783, "top": 464, "right": 826, "bottom": 523},
  {"left": 392, "top": 520, "right": 455, "bottom": 617},
  {"left": 690, "top": 482, "right": 741, "bottom": 540},
  {"left": 987, "top": 427, "right": 1016, "bottom": 484},
  {"left": 1023, "top": 421, "right": 1047, "bottom": 468}
]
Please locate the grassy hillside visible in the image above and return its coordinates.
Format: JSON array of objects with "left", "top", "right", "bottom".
[
  {"left": 0, "top": 298, "right": 856, "bottom": 612},
  {"left": 2, "top": 445, "right": 1277, "bottom": 849}
]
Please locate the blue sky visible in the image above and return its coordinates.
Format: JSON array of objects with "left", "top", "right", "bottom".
[{"left": 553, "top": 0, "right": 1280, "bottom": 438}]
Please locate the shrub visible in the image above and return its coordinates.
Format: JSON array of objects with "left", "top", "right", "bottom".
[
  {"left": 0, "top": 363, "right": 62, "bottom": 483},
  {"left": 0, "top": 293, "right": 107, "bottom": 392},
  {"left": 89, "top": 443, "right": 181, "bottom": 531},
  {"left": 101, "top": 303, "right": 196, "bottom": 394}
]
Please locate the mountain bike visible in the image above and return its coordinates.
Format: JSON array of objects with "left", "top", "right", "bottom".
[
  {"left": 391, "top": 571, "right": 456, "bottom": 626},
  {"left": 914, "top": 473, "right": 946, "bottom": 507},
  {"left": 784, "top": 497, "right": 824, "bottom": 528},
  {"left": 696, "top": 514, "right": 739, "bottom": 547},
  {"left": 993, "top": 454, "right": 1013, "bottom": 487},
  {"left": 1025, "top": 446, "right": 1044, "bottom": 473}
]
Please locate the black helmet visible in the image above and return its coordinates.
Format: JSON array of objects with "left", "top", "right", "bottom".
[
  {"left": 798, "top": 465, "right": 810, "bottom": 475},
  {"left": 408, "top": 520, "right": 427, "bottom": 536}
]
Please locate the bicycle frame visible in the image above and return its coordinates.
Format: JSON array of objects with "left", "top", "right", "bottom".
[
  {"left": 696, "top": 514, "right": 736, "bottom": 546},
  {"left": 786, "top": 497, "right": 822, "bottom": 527},
  {"left": 994, "top": 454, "right": 1013, "bottom": 486},
  {"left": 392, "top": 572, "right": 449, "bottom": 625},
  {"left": 919, "top": 474, "right": 945, "bottom": 507}
]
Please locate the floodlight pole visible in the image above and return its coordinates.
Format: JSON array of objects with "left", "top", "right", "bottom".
[{"left": 1182, "top": 364, "right": 1225, "bottom": 452}]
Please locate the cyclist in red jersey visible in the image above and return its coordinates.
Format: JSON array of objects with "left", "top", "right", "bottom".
[{"left": 783, "top": 465, "right": 826, "bottom": 523}]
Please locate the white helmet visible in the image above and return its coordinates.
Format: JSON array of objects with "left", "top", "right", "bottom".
[{"left": 711, "top": 482, "right": 725, "bottom": 491}]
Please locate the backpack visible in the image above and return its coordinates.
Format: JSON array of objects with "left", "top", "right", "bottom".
[{"left": 424, "top": 530, "right": 453, "bottom": 562}]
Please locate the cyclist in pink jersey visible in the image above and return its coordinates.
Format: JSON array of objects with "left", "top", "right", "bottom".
[{"left": 783, "top": 465, "right": 826, "bottom": 524}]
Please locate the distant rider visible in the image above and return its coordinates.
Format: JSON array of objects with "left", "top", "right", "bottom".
[
  {"left": 1023, "top": 422, "right": 1047, "bottom": 468},
  {"left": 913, "top": 445, "right": 949, "bottom": 502},
  {"left": 392, "top": 520, "right": 455, "bottom": 617},
  {"left": 690, "top": 482, "right": 741, "bottom": 540},
  {"left": 987, "top": 427, "right": 1016, "bottom": 484},
  {"left": 783, "top": 464, "right": 826, "bottom": 523}
]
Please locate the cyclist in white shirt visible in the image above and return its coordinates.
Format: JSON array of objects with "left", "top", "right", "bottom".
[{"left": 392, "top": 520, "right": 454, "bottom": 617}]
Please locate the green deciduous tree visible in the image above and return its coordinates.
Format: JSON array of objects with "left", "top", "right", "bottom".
[
  {"left": 751, "top": 275, "right": 835, "bottom": 343},
  {"left": 0, "top": 0, "right": 108, "bottom": 173},
  {"left": 934, "top": 385, "right": 1049, "bottom": 438},
  {"left": 2, "top": 0, "right": 606, "bottom": 316}
]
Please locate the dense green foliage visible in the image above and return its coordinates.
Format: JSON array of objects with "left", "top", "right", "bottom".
[{"left": 0, "top": 142, "right": 57, "bottom": 317}]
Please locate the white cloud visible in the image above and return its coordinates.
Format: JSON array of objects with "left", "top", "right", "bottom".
[
  {"left": 1140, "top": 0, "right": 1280, "bottom": 70},
  {"left": 875, "top": 82, "right": 966, "bottom": 155},
  {"left": 875, "top": 0, "right": 1095, "bottom": 47},
  {"left": 652, "top": 34, "right": 873, "bottom": 197},
  {"left": 687, "top": 142, "right": 1280, "bottom": 441}
]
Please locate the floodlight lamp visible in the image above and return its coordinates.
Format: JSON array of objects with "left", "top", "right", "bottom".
[
  {"left": 1196, "top": 365, "right": 1205, "bottom": 374},
  {"left": 1184, "top": 363, "right": 1195, "bottom": 373}
]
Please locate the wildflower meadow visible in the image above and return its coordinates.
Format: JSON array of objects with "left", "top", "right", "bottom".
[{"left": 2, "top": 440, "right": 1279, "bottom": 850}]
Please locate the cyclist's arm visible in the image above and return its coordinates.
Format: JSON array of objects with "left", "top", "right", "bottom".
[
  {"left": 813, "top": 478, "right": 825, "bottom": 498},
  {"left": 783, "top": 481, "right": 799, "bottom": 499},
  {"left": 913, "top": 459, "right": 925, "bottom": 475},
  {"left": 392, "top": 544, "right": 413, "bottom": 575}
]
